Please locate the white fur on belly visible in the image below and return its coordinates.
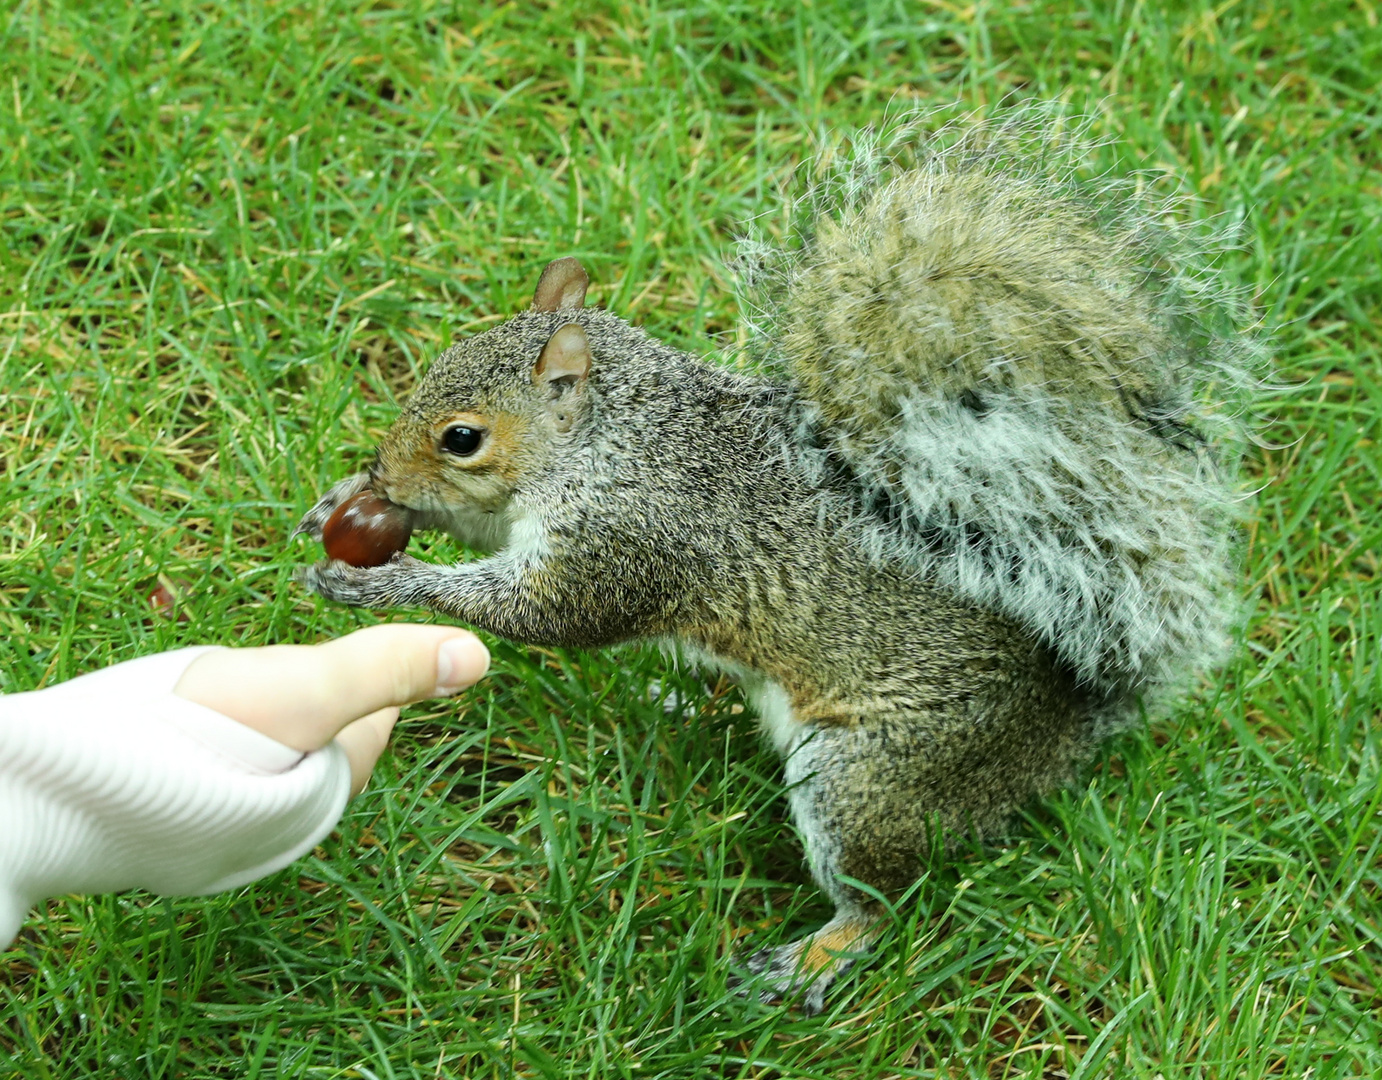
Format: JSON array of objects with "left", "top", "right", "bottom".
[{"left": 668, "top": 640, "right": 807, "bottom": 757}]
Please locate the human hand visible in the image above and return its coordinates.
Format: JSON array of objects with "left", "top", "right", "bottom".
[{"left": 173, "top": 624, "right": 490, "bottom": 795}]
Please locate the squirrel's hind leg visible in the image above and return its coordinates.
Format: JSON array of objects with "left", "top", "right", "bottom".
[
  {"left": 732, "top": 720, "right": 922, "bottom": 1015},
  {"left": 735, "top": 685, "right": 1087, "bottom": 1014}
]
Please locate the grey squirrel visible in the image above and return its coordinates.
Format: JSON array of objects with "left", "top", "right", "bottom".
[{"left": 294, "top": 112, "right": 1259, "bottom": 1013}]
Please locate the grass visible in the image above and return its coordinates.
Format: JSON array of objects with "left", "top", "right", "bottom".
[{"left": 0, "top": 0, "right": 1378, "bottom": 1075}]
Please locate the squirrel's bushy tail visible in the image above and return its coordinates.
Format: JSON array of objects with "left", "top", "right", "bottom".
[{"left": 738, "top": 107, "right": 1263, "bottom": 698}]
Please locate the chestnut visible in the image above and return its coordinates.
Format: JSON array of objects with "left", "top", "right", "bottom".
[{"left": 321, "top": 491, "right": 413, "bottom": 568}]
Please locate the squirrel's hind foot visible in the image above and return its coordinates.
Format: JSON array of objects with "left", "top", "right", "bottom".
[{"left": 732, "top": 909, "right": 882, "bottom": 1016}]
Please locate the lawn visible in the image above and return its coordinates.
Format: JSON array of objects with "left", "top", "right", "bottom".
[{"left": 1, "top": 0, "right": 1378, "bottom": 1077}]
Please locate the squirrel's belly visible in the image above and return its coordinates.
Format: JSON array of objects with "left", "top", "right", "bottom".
[
  {"left": 666, "top": 638, "right": 806, "bottom": 756},
  {"left": 742, "top": 678, "right": 801, "bottom": 756}
]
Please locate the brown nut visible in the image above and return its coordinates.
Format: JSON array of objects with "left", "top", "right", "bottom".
[{"left": 321, "top": 491, "right": 413, "bottom": 568}]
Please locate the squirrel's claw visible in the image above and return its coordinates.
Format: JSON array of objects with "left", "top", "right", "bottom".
[
  {"left": 291, "top": 472, "right": 372, "bottom": 542},
  {"left": 730, "top": 910, "right": 882, "bottom": 1016},
  {"left": 732, "top": 940, "right": 836, "bottom": 1016},
  {"left": 298, "top": 553, "right": 421, "bottom": 610}
]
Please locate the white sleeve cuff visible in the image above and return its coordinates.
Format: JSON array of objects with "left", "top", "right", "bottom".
[{"left": 0, "top": 647, "right": 353, "bottom": 947}]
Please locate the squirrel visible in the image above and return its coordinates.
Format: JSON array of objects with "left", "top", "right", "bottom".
[{"left": 294, "top": 111, "right": 1259, "bottom": 1013}]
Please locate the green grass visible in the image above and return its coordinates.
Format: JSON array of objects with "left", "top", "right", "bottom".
[{"left": 1, "top": 0, "right": 1378, "bottom": 1076}]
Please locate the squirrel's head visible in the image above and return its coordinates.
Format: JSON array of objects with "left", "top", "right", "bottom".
[{"left": 371, "top": 258, "right": 595, "bottom": 548}]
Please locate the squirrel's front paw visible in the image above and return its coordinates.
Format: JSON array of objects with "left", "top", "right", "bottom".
[
  {"left": 298, "top": 554, "right": 421, "bottom": 610},
  {"left": 292, "top": 472, "right": 371, "bottom": 541}
]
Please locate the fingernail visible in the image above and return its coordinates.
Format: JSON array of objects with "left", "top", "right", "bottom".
[{"left": 434, "top": 636, "right": 490, "bottom": 696}]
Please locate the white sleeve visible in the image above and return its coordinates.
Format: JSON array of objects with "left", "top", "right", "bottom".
[{"left": 0, "top": 647, "right": 352, "bottom": 948}]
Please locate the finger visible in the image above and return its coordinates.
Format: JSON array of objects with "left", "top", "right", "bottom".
[
  {"left": 336, "top": 706, "right": 401, "bottom": 796},
  {"left": 174, "top": 624, "right": 490, "bottom": 752}
]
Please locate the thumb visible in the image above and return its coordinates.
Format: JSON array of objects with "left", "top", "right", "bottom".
[
  {"left": 174, "top": 625, "right": 490, "bottom": 752},
  {"left": 337, "top": 707, "right": 403, "bottom": 796}
]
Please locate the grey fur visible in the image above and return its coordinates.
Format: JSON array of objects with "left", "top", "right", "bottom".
[
  {"left": 295, "top": 111, "right": 1259, "bottom": 1012},
  {"left": 736, "top": 108, "right": 1260, "bottom": 694}
]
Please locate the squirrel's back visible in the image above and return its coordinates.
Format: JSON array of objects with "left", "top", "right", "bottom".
[{"left": 740, "top": 111, "right": 1262, "bottom": 700}]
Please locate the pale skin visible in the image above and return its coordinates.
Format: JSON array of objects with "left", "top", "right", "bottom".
[{"left": 172, "top": 623, "right": 491, "bottom": 795}]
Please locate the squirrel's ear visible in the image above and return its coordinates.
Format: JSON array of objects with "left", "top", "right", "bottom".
[
  {"left": 533, "top": 323, "right": 592, "bottom": 390},
  {"left": 532, "top": 257, "right": 589, "bottom": 312}
]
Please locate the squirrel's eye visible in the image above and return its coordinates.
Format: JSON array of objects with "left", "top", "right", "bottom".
[{"left": 441, "top": 425, "right": 484, "bottom": 457}]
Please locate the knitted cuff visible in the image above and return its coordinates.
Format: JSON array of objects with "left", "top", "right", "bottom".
[{"left": 0, "top": 647, "right": 352, "bottom": 948}]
